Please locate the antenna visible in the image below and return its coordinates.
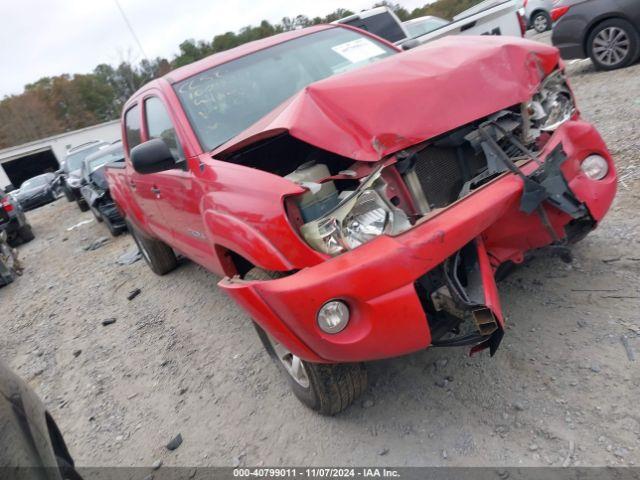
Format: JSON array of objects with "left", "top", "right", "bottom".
[{"left": 113, "top": 0, "right": 149, "bottom": 61}]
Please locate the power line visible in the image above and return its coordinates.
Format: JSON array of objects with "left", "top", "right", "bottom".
[{"left": 113, "top": 0, "right": 149, "bottom": 62}]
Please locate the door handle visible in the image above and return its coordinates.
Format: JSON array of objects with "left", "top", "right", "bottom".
[
  {"left": 129, "top": 180, "right": 136, "bottom": 190},
  {"left": 151, "top": 186, "right": 161, "bottom": 197}
]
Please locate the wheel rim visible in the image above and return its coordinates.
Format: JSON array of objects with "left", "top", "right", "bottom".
[
  {"left": 534, "top": 14, "right": 547, "bottom": 32},
  {"left": 593, "top": 27, "right": 630, "bottom": 66},
  {"left": 267, "top": 335, "right": 310, "bottom": 388}
]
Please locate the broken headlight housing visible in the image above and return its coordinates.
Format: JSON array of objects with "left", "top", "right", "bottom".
[
  {"left": 300, "top": 168, "right": 410, "bottom": 256},
  {"left": 529, "top": 70, "right": 575, "bottom": 132}
]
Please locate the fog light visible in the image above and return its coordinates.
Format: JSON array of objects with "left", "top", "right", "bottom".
[
  {"left": 317, "top": 300, "right": 350, "bottom": 334},
  {"left": 581, "top": 155, "right": 608, "bottom": 180}
]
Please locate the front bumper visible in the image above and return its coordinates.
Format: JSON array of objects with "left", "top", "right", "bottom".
[{"left": 220, "top": 120, "right": 616, "bottom": 363}]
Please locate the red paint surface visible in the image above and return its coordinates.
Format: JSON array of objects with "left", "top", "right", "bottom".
[{"left": 107, "top": 26, "right": 617, "bottom": 363}]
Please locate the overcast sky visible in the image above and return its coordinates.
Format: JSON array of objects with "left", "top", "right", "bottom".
[{"left": 0, "top": 0, "right": 431, "bottom": 97}]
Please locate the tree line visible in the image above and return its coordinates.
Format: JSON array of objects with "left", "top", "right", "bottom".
[{"left": 0, "top": 0, "right": 482, "bottom": 149}]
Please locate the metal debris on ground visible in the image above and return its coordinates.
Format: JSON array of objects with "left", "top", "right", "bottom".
[
  {"left": 101, "top": 318, "right": 116, "bottom": 326},
  {"left": 127, "top": 288, "right": 141, "bottom": 301},
  {"left": 66, "top": 219, "right": 94, "bottom": 231},
  {"left": 166, "top": 433, "right": 183, "bottom": 451},
  {"left": 84, "top": 237, "right": 110, "bottom": 251},
  {"left": 117, "top": 247, "right": 143, "bottom": 266},
  {"left": 621, "top": 336, "right": 636, "bottom": 362}
]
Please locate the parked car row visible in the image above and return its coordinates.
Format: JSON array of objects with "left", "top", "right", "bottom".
[
  {"left": 58, "top": 140, "right": 111, "bottom": 211},
  {"left": 79, "top": 141, "right": 127, "bottom": 236}
]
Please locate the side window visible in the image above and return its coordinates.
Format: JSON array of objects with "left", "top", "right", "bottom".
[
  {"left": 124, "top": 105, "right": 142, "bottom": 152},
  {"left": 145, "top": 97, "right": 184, "bottom": 162}
]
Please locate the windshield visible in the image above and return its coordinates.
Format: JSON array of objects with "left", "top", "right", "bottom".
[
  {"left": 88, "top": 148, "right": 124, "bottom": 173},
  {"left": 65, "top": 143, "right": 108, "bottom": 171},
  {"left": 174, "top": 27, "right": 396, "bottom": 151},
  {"left": 21, "top": 174, "right": 51, "bottom": 190},
  {"left": 404, "top": 17, "right": 449, "bottom": 38}
]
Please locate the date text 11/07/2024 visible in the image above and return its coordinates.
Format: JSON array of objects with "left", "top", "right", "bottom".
[{"left": 233, "top": 468, "right": 401, "bottom": 478}]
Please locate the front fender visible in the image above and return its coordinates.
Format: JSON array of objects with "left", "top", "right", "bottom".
[{"left": 203, "top": 209, "right": 294, "bottom": 271}]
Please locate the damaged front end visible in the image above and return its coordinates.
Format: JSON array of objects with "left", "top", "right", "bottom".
[{"left": 219, "top": 60, "right": 615, "bottom": 362}]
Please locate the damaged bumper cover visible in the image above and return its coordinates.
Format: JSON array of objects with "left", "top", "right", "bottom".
[{"left": 220, "top": 120, "right": 616, "bottom": 363}]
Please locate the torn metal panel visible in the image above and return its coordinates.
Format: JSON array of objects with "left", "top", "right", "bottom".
[{"left": 214, "top": 36, "right": 559, "bottom": 162}]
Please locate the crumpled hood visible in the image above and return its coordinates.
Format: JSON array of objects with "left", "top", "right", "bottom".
[{"left": 215, "top": 36, "right": 560, "bottom": 162}]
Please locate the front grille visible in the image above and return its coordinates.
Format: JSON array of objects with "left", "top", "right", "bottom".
[{"left": 412, "top": 146, "right": 464, "bottom": 209}]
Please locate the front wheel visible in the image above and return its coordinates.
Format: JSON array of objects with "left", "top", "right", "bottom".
[
  {"left": 588, "top": 19, "right": 640, "bottom": 71},
  {"left": 255, "top": 325, "right": 368, "bottom": 415},
  {"left": 246, "top": 268, "right": 368, "bottom": 415}
]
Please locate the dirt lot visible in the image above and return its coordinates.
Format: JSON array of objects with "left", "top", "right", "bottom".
[{"left": 2, "top": 35, "right": 639, "bottom": 468}]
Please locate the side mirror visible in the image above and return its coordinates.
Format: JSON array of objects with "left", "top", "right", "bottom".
[{"left": 130, "top": 139, "right": 177, "bottom": 174}]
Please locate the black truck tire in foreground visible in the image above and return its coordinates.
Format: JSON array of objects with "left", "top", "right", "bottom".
[{"left": 247, "top": 267, "right": 368, "bottom": 415}]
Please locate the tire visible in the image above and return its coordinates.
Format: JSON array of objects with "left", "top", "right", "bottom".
[
  {"left": 76, "top": 197, "right": 89, "bottom": 212},
  {"left": 587, "top": 18, "right": 640, "bottom": 71},
  {"left": 247, "top": 267, "right": 368, "bottom": 415},
  {"left": 17, "top": 224, "right": 35, "bottom": 243},
  {"left": 90, "top": 205, "right": 103, "bottom": 222},
  {"left": 103, "top": 215, "right": 124, "bottom": 237},
  {"left": 127, "top": 220, "right": 177, "bottom": 275},
  {"left": 56, "top": 456, "right": 83, "bottom": 480},
  {"left": 531, "top": 11, "right": 551, "bottom": 33},
  {"left": 62, "top": 185, "right": 74, "bottom": 202}
]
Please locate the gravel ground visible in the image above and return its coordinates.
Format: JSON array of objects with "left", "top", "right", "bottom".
[{"left": 1, "top": 33, "right": 639, "bottom": 468}]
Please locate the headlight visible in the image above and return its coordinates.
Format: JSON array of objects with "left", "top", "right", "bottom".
[
  {"left": 581, "top": 154, "right": 609, "bottom": 180},
  {"left": 529, "top": 70, "right": 575, "bottom": 132},
  {"left": 300, "top": 168, "right": 410, "bottom": 256}
]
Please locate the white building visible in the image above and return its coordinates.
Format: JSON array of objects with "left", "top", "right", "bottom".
[{"left": 0, "top": 120, "right": 121, "bottom": 190}]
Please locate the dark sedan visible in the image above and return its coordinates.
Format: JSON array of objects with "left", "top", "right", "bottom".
[
  {"left": 80, "top": 142, "right": 127, "bottom": 236},
  {"left": 14, "top": 173, "right": 58, "bottom": 211},
  {"left": 0, "top": 359, "right": 80, "bottom": 479},
  {"left": 551, "top": 0, "right": 640, "bottom": 70}
]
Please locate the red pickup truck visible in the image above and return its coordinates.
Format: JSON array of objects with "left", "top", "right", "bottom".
[{"left": 106, "top": 24, "right": 616, "bottom": 414}]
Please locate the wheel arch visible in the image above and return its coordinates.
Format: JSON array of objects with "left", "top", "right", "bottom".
[{"left": 203, "top": 209, "right": 297, "bottom": 276}]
